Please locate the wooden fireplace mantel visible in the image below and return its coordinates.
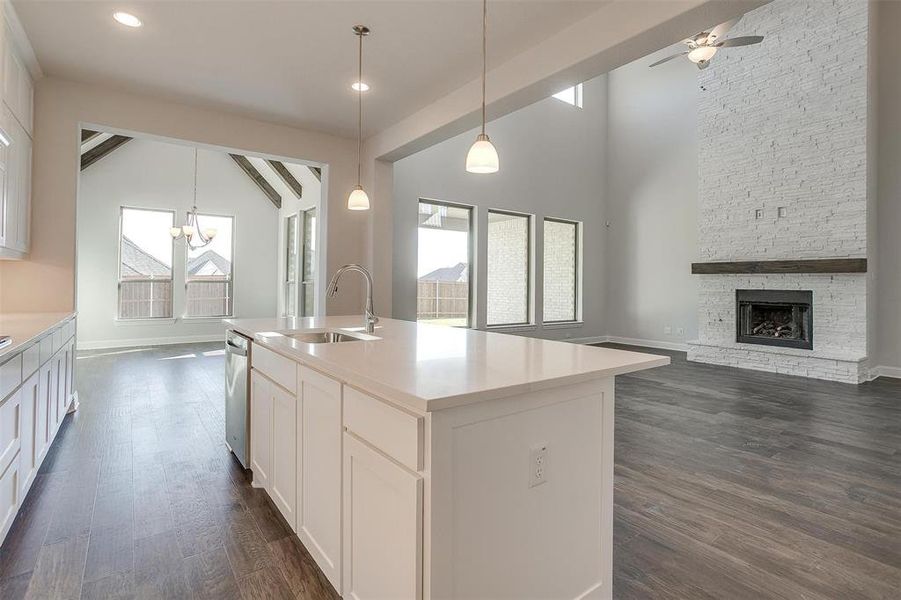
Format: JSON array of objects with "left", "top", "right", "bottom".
[{"left": 691, "top": 258, "right": 867, "bottom": 275}]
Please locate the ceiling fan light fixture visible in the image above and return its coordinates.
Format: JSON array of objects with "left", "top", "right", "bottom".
[{"left": 688, "top": 46, "right": 717, "bottom": 64}]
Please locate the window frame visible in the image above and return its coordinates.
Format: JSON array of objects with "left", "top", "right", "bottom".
[
  {"left": 416, "top": 198, "right": 476, "bottom": 328},
  {"left": 541, "top": 216, "right": 582, "bottom": 325},
  {"left": 183, "top": 211, "right": 236, "bottom": 319},
  {"left": 552, "top": 83, "right": 583, "bottom": 108},
  {"left": 284, "top": 213, "right": 299, "bottom": 317},
  {"left": 486, "top": 208, "right": 533, "bottom": 328},
  {"left": 116, "top": 206, "right": 176, "bottom": 321},
  {"left": 299, "top": 207, "right": 317, "bottom": 318}
]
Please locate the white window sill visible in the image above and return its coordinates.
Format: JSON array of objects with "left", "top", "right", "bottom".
[
  {"left": 115, "top": 318, "right": 177, "bottom": 326},
  {"left": 542, "top": 321, "right": 584, "bottom": 330},
  {"left": 486, "top": 324, "right": 537, "bottom": 333}
]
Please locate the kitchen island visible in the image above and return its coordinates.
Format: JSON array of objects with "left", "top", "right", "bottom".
[{"left": 225, "top": 316, "right": 668, "bottom": 600}]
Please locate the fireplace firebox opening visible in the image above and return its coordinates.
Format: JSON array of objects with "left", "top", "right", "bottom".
[{"left": 736, "top": 289, "right": 813, "bottom": 350}]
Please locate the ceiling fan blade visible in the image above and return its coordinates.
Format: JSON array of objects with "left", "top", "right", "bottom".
[
  {"left": 716, "top": 35, "right": 764, "bottom": 47},
  {"left": 707, "top": 16, "right": 742, "bottom": 43},
  {"left": 648, "top": 51, "right": 688, "bottom": 68}
]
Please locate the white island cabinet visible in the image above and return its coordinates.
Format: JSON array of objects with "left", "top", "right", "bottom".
[{"left": 228, "top": 316, "right": 668, "bottom": 600}]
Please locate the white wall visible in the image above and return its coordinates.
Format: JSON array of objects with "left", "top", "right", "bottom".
[
  {"left": 392, "top": 77, "right": 607, "bottom": 341},
  {"left": 875, "top": 0, "right": 901, "bottom": 374},
  {"left": 604, "top": 45, "right": 699, "bottom": 347},
  {"left": 75, "top": 138, "right": 279, "bottom": 348}
]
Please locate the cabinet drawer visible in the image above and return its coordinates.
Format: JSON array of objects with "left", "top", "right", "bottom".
[
  {"left": 344, "top": 387, "right": 423, "bottom": 472},
  {"left": 22, "top": 344, "right": 39, "bottom": 379},
  {"left": 0, "top": 354, "right": 22, "bottom": 402},
  {"left": 251, "top": 344, "right": 296, "bottom": 394},
  {"left": 39, "top": 335, "right": 53, "bottom": 364}
]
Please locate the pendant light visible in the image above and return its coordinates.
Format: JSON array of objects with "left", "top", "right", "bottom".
[
  {"left": 347, "top": 25, "right": 371, "bottom": 210},
  {"left": 170, "top": 148, "right": 217, "bottom": 248},
  {"left": 465, "top": 0, "right": 499, "bottom": 174}
]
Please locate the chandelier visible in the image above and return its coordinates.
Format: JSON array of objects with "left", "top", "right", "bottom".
[{"left": 170, "top": 148, "right": 217, "bottom": 248}]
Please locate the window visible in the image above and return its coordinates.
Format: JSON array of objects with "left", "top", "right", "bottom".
[
  {"left": 300, "top": 207, "right": 317, "bottom": 317},
  {"left": 487, "top": 210, "right": 531, "bottom": 326},
  {"left": 543, "top": 218, "right": 580, "bottom": 322},
  {"left": 284, "top": 214, "right": 299, "bottom": 317},
  {"left": 185, "top": 214, "right": 234, "bottom": 317},
  {"left": 552, "top": 83, "right": 583, "bottom": 108},
  {"left": 118, "top": 207, "right": 174, "bottom": 319},
  {"left": 417, "top": 200, "right": 473, "bottom": 327}
]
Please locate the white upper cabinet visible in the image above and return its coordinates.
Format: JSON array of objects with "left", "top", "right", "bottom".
[{"left": 0, "top": 12, "right": 34, "bottom": 260}]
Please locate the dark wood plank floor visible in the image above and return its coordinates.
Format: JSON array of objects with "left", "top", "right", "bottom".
[
  {"left": 0, "top": 343, "right": 338, "bottom": 600},
  {"left": 2, "top": 341, "right": 899, "bottom": 599},
  {"left": 603, "top": 343, "right": 901, "bottom": 600}
]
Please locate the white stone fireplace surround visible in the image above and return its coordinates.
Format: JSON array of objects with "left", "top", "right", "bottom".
[{"left": 686, "top": 0, "right": 871, "bottom": 384}]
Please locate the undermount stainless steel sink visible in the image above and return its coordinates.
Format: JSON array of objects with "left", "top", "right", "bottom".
[{"left": 287, "top": 331, "right": 367, "bottom": 344}]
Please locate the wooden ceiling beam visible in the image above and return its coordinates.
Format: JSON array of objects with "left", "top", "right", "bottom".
[
  {"left": 308, "top": 166, "right": 321, "bottom": 181},
  {"left": 80, "top": 135, "right": 132, "bottom": 170},
  {"left": 229, "top": 154, "right": 281, "bottom": 209},
  {"left": 81, "top": 129, "right": 100, "bottom": 143},
  {"left": 266, "top": 160, "right": 303, "bottom": 199}
]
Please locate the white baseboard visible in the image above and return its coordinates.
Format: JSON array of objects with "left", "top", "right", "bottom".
[
  {"left": 868, "top": 365, "right": 901, "bottom": 380},
  {"left": 567, "top": 334, "right": 688, "bottom": 352},
  {"left": 77, "top": 334, "right": 224, "bottom": 351},
  {"left": 603, "top": 336, "right": 689, "bottom": 352},
  {"left": 567, "top": 335, "right": 610, "bottom": 345}
]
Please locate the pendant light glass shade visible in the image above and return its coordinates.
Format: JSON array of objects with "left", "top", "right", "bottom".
[
  {"left": 348, "top": 25, "right": 371, "bottom": 210},
  {"left": 466, "top": 0, "right": 498, "bottom": 174},
  {"left": 466, "top": 133, "right": 499, "bottom": 173},
  {"left": 347, "top": 185, "right": 370, "bottom": 210}
]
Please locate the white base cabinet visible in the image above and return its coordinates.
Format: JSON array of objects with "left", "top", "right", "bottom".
[
  {"left": 250, "top": 370, "right": 273, "bottom": 492},
  {"left": 342, "top": 434, "right": 422, "bottom": 600},
  {"left": 297, "top": 366, "right": 342, "bottom": 593},
  {"left": 270, "top": 380, "right": 297, "bottom": 529},
  {"left": 0, "top": 315, "right": 76, "bottom": 546}
]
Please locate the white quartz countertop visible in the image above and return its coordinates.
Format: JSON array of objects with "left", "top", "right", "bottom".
[
  {"left": 225, "top": 316, "right": 669, "bottom": 412},
  {"left": 0, "top": 312, "right": 76, "bottom": 361}
]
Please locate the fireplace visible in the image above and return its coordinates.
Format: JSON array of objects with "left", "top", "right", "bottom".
[{"left": 736, "top": 290, "right": 813, "bottom": 350}]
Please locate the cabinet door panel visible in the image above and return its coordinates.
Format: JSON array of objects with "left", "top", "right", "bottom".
[
  {"left": 19, "top": 372, "right": 39, "bottom": 495},
  {"left": 343, "top": 434, "right": 422, "bottom": 600},
  {"left": 37, "top": 363, "right": 51, "bottom": 460},
  {"left": 0, "top": 387, "right": 21, "bottom": 474},
  {"left": 0, "top": 454, "right": 19, "bottom": 543},
  {"left": 298, "top": 367, "right": 342, "bottom": 591},
  {"left": 271, "top": 383, "right": 297, "bottom": 529},
  {"left": 250, "top": 370, "right": 272, "bottom": 490}
]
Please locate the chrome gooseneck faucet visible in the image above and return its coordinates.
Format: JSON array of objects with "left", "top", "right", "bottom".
[{"left": 326, "top": 264, "right": 378, "bottom": 333}]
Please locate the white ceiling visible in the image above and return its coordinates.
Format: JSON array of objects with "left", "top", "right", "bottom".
[{"left": 13, "top": 1, "right": 606, "bottom": 138}]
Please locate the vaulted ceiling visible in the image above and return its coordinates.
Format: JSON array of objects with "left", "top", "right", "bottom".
[{"left": 13, "top": 1, "right": 607, "bottom": 138}]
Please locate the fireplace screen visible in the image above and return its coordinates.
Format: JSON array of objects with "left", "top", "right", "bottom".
[{"left": 736, "top": 289, "right": 813, "bottom": 350}]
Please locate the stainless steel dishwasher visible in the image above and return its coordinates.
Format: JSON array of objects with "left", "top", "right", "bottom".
[{"left": 225, "top": 330, "right": 251, "bottom": 468}]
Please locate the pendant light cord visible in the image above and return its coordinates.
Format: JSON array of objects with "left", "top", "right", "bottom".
[
  {"left": 357, "top": 29, "right": 363, "bottom": 186},
  {"left": 481, "top": 0, "right": 487, "bottom": 135}
]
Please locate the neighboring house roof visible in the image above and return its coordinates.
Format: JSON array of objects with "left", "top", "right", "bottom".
[
  {"left": 419, "top": 262, "right": 468, "bottom": 282},
  {"left": 120, "top": 236, "right": 170, "bottom": 277},
  {"left": 187, "top": 249, "right": 231, "bottom": 277}
]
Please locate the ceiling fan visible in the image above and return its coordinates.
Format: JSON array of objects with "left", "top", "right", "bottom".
[{"left": 649, "top": 16, "right": 763, "bottom": 70}]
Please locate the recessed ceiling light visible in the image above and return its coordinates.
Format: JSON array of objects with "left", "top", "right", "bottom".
[
  {"left": 113, "top": 12, "right": 142, "bottom": 28},
  {"left": 351, "top": 81, "right": 370, "bottom": 92}
]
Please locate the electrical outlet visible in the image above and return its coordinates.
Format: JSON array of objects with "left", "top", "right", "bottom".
[
  {"left": 778, "top": 207, "right": 787, "bottom": 218},
  {"left": 664, "top": 326, "right": 672, "bottom": 335},
  {"left": 529, "top": 444, "right": 549, "bottom": 488},
  {"left": 755, "top": 209, "right": 764, "bottom": 220},
  {"left": 677, "top": 327, "right": 685, "bottom": 336}
]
